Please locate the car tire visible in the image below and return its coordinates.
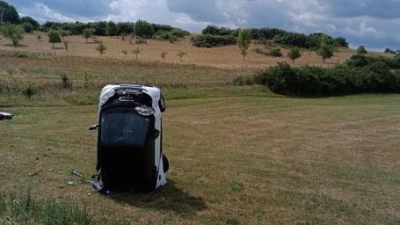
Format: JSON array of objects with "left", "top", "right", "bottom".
[{"left": 162, "top": 154, "right": 169, "bottom": 172}]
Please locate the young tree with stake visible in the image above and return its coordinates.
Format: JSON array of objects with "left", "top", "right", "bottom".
[
  {"left": 96, "top": 42, "right": 106, "bottom": 57},
  {"left": 237, "top": 29, "right": 252, "bottom": 61},
  {"left": 48, "top": 30, "right": 61, "bottom": 49},
  {"left": 288, "top": 47, "right": 301, "bottom": 64}
]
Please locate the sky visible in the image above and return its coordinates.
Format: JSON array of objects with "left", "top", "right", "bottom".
[{"left": 7, "top": 0, "right": 400, "bottom": 51}]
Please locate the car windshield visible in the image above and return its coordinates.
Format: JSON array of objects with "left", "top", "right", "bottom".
[{"left": 100, "top": 111, "right": 151, "bottom": 147}]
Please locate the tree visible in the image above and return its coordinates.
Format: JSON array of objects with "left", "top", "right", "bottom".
[
  {"left": 384, "top": 48, "right": 396, "bottom": 54},
  {"left": 333, "top": 36, "right": 348, "bottom": 48},
  {"left": 132, "top": 47, "right": 141, "bottom": 60},
  {"left": 106, "top": 21, "right": 118, "bottom": 36},
  {"left": 134, "top": 20, "right": 155, "bottom": 38},
  {"left": 10, "top": 31, "right": 23, "bottom": 48},
  {"left": 287, "top": 47, "right": 301, "bottom": 64},
  {"left": 59, "top": 29, "right": 70, "bottom": 41},
  {"left": 48, "top": 30, "right": 61, "bottom": 49},
  {"left": 177, "top": 50, "right": 187, "bottom": 62},
  {"left": 92, "top": 21, "right": 106, "bottom": 36},
  {"left": 0, "top": 1, "right": 19, "bottom": 23},
  {"left": 19, "top": 16, "right": 40, "bottom": 30},
  {"left": 21, "top": 22, "right": 34, "bottom": 33},
  {"left": 316, "top": 36, "right": 335, "bottom": 63},
  {"left": 96, "top": 42, "right": 106, "bottom": 57},
  {"left": 117, "top": 22, "right": 134, "bottom": 35},
  {"left": 356, "top": 45, "right": 368, "bottom": 54},
  {"left": 237, "top": 29, "right": 252, "bottom": 61},
  {"left": 0, "top": 24, "right": 24, "bottom": 49},
  {"left": 83, "top": 28, "right": 94, "bottom": 43}
]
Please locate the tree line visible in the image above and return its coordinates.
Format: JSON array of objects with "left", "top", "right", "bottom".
[
  {"left": 192, "top": 25, "right": 349, "bottom": 49},
  {"left": 0, "top": 0, "right": 189, "bottom": 42}
]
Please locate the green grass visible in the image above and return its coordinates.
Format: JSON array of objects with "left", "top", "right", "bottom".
[
  {"left": 1, "top": 94, "right": 400, "bottom": 224},
  {"left": 1, "top": 52, "right": 400, "bottom": 224}
]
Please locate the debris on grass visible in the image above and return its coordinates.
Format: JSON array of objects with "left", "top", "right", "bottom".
[{"left": 71, "top": 169, "right": 84, "bottom": 178}]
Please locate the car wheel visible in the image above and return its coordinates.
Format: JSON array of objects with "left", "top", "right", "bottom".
[{"left": 162, "top": 154, "right": 169, "bottom": 172}]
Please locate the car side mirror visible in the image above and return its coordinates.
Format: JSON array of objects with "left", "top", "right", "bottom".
[
  {"left": 154, "top": 130, "right": 160, "bottom": 139},
  {"left": 158, "top": 95, "right": 166, "bottom": 112},
  {"left": 89, "top": 124, "right": 99, "bottom": 130}
]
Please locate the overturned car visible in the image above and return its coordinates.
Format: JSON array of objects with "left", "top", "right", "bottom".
[
  {"left": 0, "top": 112, "right": 13, "bottom": 120},
  {"left": 90, "top": 84, "right": 169, "bottom": 192}
]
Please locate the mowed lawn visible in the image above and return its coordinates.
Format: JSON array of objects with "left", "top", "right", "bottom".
[{"left": 1, "top": 94, "right": 400, "bottom": 224}]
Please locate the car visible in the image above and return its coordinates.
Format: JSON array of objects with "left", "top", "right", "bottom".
[
  {"left": 0, "top": 112, "right": 13, "bottom": 120},
  {"left": 89, "top": 84, "right": 168, "bottom": 193}
]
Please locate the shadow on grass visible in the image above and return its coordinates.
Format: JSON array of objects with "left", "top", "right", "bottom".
[
  {"left": 3, "top": 44, "right": 29, "bottom": 48},
  {"left": 109, "top": 180, "right": 207, "bottom": 216},
  {"left": 52, "top": 47, "right": 65, "bottom": 50}
]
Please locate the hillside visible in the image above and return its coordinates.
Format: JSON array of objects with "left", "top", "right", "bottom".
[{"left": 0, "top": 34, "right": 361, "bottom": 69}]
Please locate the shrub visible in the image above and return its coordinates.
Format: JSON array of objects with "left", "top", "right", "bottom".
[
  {"left": 269, "top": 47, "right": 282, "bottom": 57},
  {"left": 191, "top": 34, "right": 236, "bottom": 47},
  {"left": 345, "top": 54, "right": 369, "bottom": 67},
  {"left": 24, "top": 84, "right": 36, "bottom": 98},
  {"left": 232, "top": 76, "right": 254, "bottom": 86},
  {"left": 61, "top": 74, "right": 71, "bottom": 88},
  {"left": 254, "top": 62, "right": 400, "bottom": 96},
  {"left": 345, "top": 54, "right": 400, "bottom": 69},
  {"left": 356, "top": 45, "right": 368, "bottom": 54}
]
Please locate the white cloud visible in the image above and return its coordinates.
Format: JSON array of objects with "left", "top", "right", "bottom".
[
  {"left": 20, "top": 3, "right": 75, "bottom": 23},
  {"left": 10, "top": 0, "right": 400, "bottom": 49},
  {"left": 359, "top": 22, "right": 377, "bottom": 34},
  {"left": 18, "top": 2, "right": 97, "bottom": 23}
]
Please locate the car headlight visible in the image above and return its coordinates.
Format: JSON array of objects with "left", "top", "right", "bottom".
[{"left": 100, "top": 89, "right": 115, "bottom": 106}]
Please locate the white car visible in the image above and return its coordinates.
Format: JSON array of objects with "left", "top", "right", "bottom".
[{"left": 90, "top": 84, "right": 168, "bottom": 192}]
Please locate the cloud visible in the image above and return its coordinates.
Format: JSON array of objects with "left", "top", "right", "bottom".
[
  {"left": 327, "top": 0, "right": 400, "bottom": 20},
  {"left": 11, "top": 0, "right": 110, "bottom": 18},
  {"left": 18, "top": 3, "right": 79, "bottom": 23},
  {"left": 8, "top": 0, "right": 400, "bottom": 50},
  {"left": 166, "top": 0, "right": 225, "bottom": 23}
]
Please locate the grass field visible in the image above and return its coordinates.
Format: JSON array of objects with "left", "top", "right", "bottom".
[{"left": 1, "top": 36, "right": 400, "bottom": 224}]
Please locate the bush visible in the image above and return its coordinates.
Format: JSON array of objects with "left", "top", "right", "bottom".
[
  {"left": 153, "top": 31, "right": 178, "bottom": 43},
  {"left": 24, "top": 84, "right": 36, "bottom": 98},
  {"left": 356, "top": 45, "right": 368, "bottom": 54},
  {"left": 269, "top": 47, "right": 282, "bottom": 57},
  {"left": 345, "top": 54, "right": 400, "bottom": 69},
  {"left": 254, "top": 62, "right": 400, "bottom": 96},
  {"left": 232, "top": 76, "right": 254, "bottom": 86},
  {"left": 191, "top": 34, "right": 236, "bottom": 47}
]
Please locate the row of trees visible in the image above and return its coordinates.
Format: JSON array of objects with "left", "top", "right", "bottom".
[
  {"left": 193, "top": 25, "right": 349, "bottom": 49},
  {"left": 236, "top": 28, "right": 335, "bottom": 63},
  {"left": 1, "top": 0, "right": 189, "bottom": 40},
  {"left": 40, "top": 20, "right": 190, "bottom": 40}
]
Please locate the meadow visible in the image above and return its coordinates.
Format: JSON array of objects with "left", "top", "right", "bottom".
[{"left": 0, "top": 35, "right": 400, "bottom": 224}]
